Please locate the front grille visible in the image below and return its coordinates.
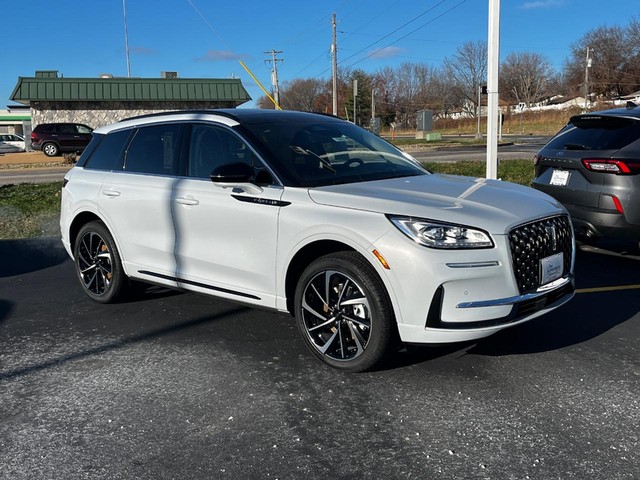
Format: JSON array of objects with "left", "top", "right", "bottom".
[{"left": 508, "top": 215, "right": 573, "bottom": 294}]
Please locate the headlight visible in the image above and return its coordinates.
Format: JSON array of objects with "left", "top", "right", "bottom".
[{"left": 388, "top": 215, "right": 493, "bottom": 249}]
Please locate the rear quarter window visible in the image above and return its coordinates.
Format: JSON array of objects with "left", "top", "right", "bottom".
[
  {"left": 76, "top": 125, "right": 93, "bottom": 134},
  {"left": 83, "top": 130, "right": 132, "bottom": 170},
  {"left": 546, "top": 115, "right": 640, "bottom": 151}
]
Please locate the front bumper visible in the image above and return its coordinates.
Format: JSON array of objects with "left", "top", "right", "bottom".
[{"left": 373, "top": 222, "right": 575, "bottom": 344}]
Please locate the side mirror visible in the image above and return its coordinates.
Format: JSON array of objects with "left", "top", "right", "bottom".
[
  {"left": 210, "top": 162, "right": 264, "bottom": 195},
  {"left": 210, "top": 162, "right": 254, "bottom": 184}
]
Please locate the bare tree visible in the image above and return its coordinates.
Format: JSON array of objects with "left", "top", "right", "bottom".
[
  {"left": 371, "top": 66, "right": 398, "bottom": 127},
  {"left": 443, "top": 40, "right": 487, "bottom": 116},
  {"left": 372, "top": 63, "right": 450, "bottom": 128},
  {"left": 500, "top": 52, "right": 554, "bottom": 107},
  {"left": 564, "top": 23, "right": 640, "bottom": 98},
  {"left": 257, "top": 78, "right": 329, "bottom": 112},
  {"left": 428, "top": 68, "right": 464, "bottom": 118}
]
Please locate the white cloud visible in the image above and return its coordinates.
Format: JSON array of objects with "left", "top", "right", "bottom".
[
  {"left": 522, "top": 0, "right": 565, "bottom": 8},
  {"left": 129, "top": 46, "right": 156, "bottom": 56},
  {"left": 195, "top": 50, "right": 247, "bottom": 62},
  {"left": 369, "top": 46, "right": 404, "bottom": 59}
]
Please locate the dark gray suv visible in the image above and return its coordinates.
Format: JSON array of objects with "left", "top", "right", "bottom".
[{"left": 532, "top": 105, "right": 640, "bottom": 242}]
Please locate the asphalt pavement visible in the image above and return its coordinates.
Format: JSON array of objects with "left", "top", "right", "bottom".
[{"left": 1, "top": 237, "right": 639, "bottom": 479}]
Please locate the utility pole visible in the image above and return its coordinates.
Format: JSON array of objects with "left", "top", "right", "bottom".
[
  {"left": 371, "top": 89, "right": 375, "bottom": 121},
  {"left": 476, "top": 85, "right": 482, "bottom": 139},
  {"left": 331, "top": 13, "right": 338, "bottom": 116},
  {"left": 584, "top": 46, "right": 592, "bottom": 111},
  {"left": 353, "top": 79, "right": 358, "bottom": 125},
  {"left": 265, "top": 50, "right": 283, "bottom": 106}
]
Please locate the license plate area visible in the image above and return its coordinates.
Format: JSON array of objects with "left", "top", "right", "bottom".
[
  {"left": 550, "top": 169, "right": 570, "bottom": 186},
  {"left": 540, "top": 252, "right": 564, "bottom": 286}
]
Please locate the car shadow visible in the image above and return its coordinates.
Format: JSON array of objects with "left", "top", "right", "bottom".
[
  {"left": 0, "top": 299, "right": 13, "bottom": 324},
  {"left": 0, "top": 305, "right": 249, "bottom": 382},
  {"left": 380, "top": 342, "right": 474, "bottom": 371},
  {"left": 467, "top": 243, "right": 640, "bottom": 357},
  {"left": 0, "top": 237, "right": 68, "bottom": 278}
]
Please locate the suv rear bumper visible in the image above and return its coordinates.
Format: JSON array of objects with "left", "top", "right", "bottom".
[{"left": 563, "top": 202, "right": 640, "bottom": 240}]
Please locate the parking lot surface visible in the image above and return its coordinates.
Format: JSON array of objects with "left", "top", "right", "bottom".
[{"left": 1, "top": 238, "right": 638, "bottom": 479}]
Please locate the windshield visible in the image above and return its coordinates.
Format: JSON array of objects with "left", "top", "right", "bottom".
[{"left": 238, "top": 118, "right": 426, "bottom": 187}]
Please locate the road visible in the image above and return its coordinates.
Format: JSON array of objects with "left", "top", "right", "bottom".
[
  {"left": 1, "top": 237, "right": 639, "bottom": 479},
  {"left": 0, "top": 166, "right": 69, "bottom": 185},
  {"left": 411, "top": 135, "right": 548, "bottom": 163}
]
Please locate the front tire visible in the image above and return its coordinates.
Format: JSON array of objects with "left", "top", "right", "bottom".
[
  {"left": 294, "top": 252, "right": 394, "bottom": 372},
  {"left": 74, "top": 221, "right": 128, "bottom": 303},
  {"left": 43, "top": 142, "right": 59, "bottom": 157}
]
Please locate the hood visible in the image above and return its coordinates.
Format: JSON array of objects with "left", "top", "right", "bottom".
[{"left": 308, "top": 174, "right": 565, "bottom": 234}]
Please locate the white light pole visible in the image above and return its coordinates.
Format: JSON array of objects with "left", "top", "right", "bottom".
[
  {"left": 486, "top": 0, "right": 500, "bottom": 180},
  {"left": 584, "top": 46, "right": 592, "bottom": 111}
]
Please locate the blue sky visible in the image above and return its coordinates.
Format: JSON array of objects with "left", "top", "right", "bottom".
[{"left": 2, "top": 0, "right": 636, "bottom": 107}]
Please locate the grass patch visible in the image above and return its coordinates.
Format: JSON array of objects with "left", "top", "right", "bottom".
[
  {"left": 423, "top": 159, "right": 535, "bottom": 186},
  {"left": 0, "top": 182, "right": 62, "bottom": 239}
]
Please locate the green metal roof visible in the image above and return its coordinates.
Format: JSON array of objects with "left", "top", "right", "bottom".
[{"left": 10, "top": 75, "right": 251, "bottom": 105}]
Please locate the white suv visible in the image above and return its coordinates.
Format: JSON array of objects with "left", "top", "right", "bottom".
[{"left": 60, "top": 110, "right": 575, "bottom": 371}]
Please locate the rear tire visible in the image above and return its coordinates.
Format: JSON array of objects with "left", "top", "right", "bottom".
[
  {"left": 294, "top": 251, "right": 394, "bottom": 372},
  {"left": 43, "top": 142, "right": 59, "bottom": 157},
  {"left": 74, "top": 221, "right": 128, "bottom": 303}
]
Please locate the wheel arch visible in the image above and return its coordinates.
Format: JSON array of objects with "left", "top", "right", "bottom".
[
  {"left": 284, "top": 240, "right": 356, "bottom": 314},
  {"left": 68, "top": 211, "right": 108, "bottom": 257}
]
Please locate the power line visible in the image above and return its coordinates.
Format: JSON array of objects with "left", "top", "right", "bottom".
[
  {"left": 185, "top": 0, "right": 235, "bottom": 53},
  {"left": 343, "top": 0, "right": 467, "bottom": 71},
  {"left": 314, "top": 0, "right": 450, "bottom": 78}
]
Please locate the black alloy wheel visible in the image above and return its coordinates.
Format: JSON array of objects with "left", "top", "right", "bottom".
[
  {"left": 294, "top": 251, "right": 394, "bottom": 372},
  {"left": 74, "top": 221, "right": 127, "bottom": 303}
]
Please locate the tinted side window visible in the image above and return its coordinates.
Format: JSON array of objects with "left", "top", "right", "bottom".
[
  {"left": 54, "top": 125, "right": 74, "bottom": 134},
  {"left": 84, "top": 130, "right": 131, "bottom": 170},
  {"left": 547, "top": 116, "right": 640, "bottom": 151},
  {"left": 125, "top": 124, "right": 183, "bottom": 176},
  {"left": 187, "top": 125, "right": 258, "bottom": 179},
  {"left": 76, "top": 125, "right": 92, "bottom": 134}
]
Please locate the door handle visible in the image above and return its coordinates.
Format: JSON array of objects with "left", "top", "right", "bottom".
[
  {"left": 176, "top": 196, "right": 199, "bottom": 206},
  {"left": 102, "top": 189, "right": 121, "bottom": 197}
]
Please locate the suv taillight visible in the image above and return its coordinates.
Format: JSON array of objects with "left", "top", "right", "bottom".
[{"left": 582, "top": 158, "right": 640, "bottom": 175}]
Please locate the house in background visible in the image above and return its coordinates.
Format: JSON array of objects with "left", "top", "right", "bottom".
[{"left": 9, "top": 70, "right": 251, "bottom": 132}]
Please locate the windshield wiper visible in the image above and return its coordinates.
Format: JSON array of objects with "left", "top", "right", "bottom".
[
  {"left": 290, "top": 145, "right": 336, "bottom": 174},
  {"left": 564, "top": 143, "right": 590, "bottom": 150}
]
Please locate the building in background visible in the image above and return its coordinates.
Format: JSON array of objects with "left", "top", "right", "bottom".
[
  {"left": 0, "top": 105, "right": 31, "bottom": 136},
  {"left": 10, "top": 70, "right": 251, "bottom": 131}
]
